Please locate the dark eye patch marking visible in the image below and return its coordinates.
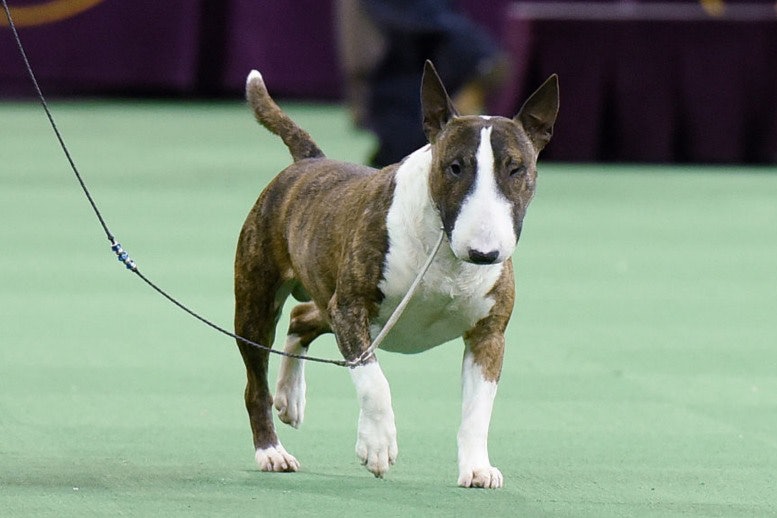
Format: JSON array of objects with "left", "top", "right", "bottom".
[{"left": 428, "top": 119, "right": 488, "bottom": 238}]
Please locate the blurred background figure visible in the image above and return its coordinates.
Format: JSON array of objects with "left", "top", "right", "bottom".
[{"left": 336, "top": 0, "right": 510, "bottom": 167}]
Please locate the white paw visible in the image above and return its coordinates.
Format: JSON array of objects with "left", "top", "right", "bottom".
[
  {"left": 274, "top": 375, "right": 306, "bottom": 428},
  {"left": 355, "top": 411, "right": 398, "bottom": 478},
  {"left": 458, "top": 465, "right": 504, "bottom": 489},
  {"left": 255, "top": 443, "right": 300, "bottom": 472},
  {"left": 349, "top": 362, "right": 398, "bottom": 478}
]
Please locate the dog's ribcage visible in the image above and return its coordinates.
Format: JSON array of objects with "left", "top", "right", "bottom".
[{"left": 372, "top": 147, "right": 504, "bottom": 353}]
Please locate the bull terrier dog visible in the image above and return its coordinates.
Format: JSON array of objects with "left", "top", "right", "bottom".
[{"left": 235, "top": 61, "right": 558, "bottom": 488}]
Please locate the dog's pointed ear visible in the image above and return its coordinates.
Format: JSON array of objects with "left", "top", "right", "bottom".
[
  {"left": 515, "top": 74, "right": 559, "bottom": 151},
  {"left": 421, "top": 60, "right": 458, "bottom": 143}
]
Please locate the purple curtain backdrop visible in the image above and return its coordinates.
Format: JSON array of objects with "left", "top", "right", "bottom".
[
  {"left": 0, "top": 0, "right": 203, "bottom": 95},
  {"left": 0, "top": 0, "right": 508, "bottom": 97},
  {"left": 2, "top": 0, "right": 776, "bottom": 162}
]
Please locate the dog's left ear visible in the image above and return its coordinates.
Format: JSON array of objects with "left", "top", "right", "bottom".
[
  {"left": 421, "top": 60, "right": 459, "bottom": 143},
  {"left": 515, "top": 74, "right": 559, "bottom": 151}
]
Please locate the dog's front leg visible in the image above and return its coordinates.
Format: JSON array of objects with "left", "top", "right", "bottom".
[
  {"left": 457, "top": 311, "right": 509, "bottom": 489},
  {"left": 330, "top": 297, "right": 398, "bottom": 478},
  {"left": 350, "top": 360, "right": 397, "bottom": 478}
]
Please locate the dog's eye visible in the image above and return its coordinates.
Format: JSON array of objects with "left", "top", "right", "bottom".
[
  {"left": 447, "top": 161, "right": 462, "bottom": 177},
  {"left": 509, "top": 165, "right": 527, "bottom": 177}
]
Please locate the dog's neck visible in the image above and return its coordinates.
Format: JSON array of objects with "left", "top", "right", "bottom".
[{"left": 388, "top": 145, "right": 444, "bottom": 253}]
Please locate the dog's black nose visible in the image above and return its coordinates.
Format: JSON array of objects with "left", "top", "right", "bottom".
[{"left": 468, "top": 249, "right": 499, "bottom": 265}]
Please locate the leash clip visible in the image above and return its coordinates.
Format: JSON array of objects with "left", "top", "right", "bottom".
[{"left": 110, "top": 241, "right": 137, "bottom": 271}]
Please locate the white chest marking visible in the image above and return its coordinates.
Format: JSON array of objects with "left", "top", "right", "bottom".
[
  {"left": 374, "top": 146, "right": 504, "bottom": 354},
  {"left": 450, "top": 126, "right": 517, "bottom": 263}
]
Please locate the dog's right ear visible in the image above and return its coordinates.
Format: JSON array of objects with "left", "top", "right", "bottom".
[{"left": 421, "top": 60, "right": 458, "bottom": 143}]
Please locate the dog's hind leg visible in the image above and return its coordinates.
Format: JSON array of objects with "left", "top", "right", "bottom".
[
  {"left": 274, "top": 302, "right": 331, "bottom": 428},
  {"left": 235, "top": 243, "right": 299, "bottom": 472}
]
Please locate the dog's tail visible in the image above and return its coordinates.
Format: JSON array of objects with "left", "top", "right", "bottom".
[{"left": 246, "top": 70, "right": 325, "bottom": 162}]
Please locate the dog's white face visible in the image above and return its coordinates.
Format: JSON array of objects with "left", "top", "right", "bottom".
[
  {"left": 421, "top": 61, "right": 559, "bottom": 265},
  {"left": 429, "top": 117, "right": 537, "bottom": 264}
]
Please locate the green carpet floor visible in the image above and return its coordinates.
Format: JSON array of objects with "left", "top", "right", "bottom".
[{"left": 1, "top": 100, "right": 776, "bottom": 517}]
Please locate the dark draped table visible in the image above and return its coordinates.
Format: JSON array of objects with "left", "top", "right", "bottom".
[{"left": 499, "top": 2, "right": 777, "bottom": 163}]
